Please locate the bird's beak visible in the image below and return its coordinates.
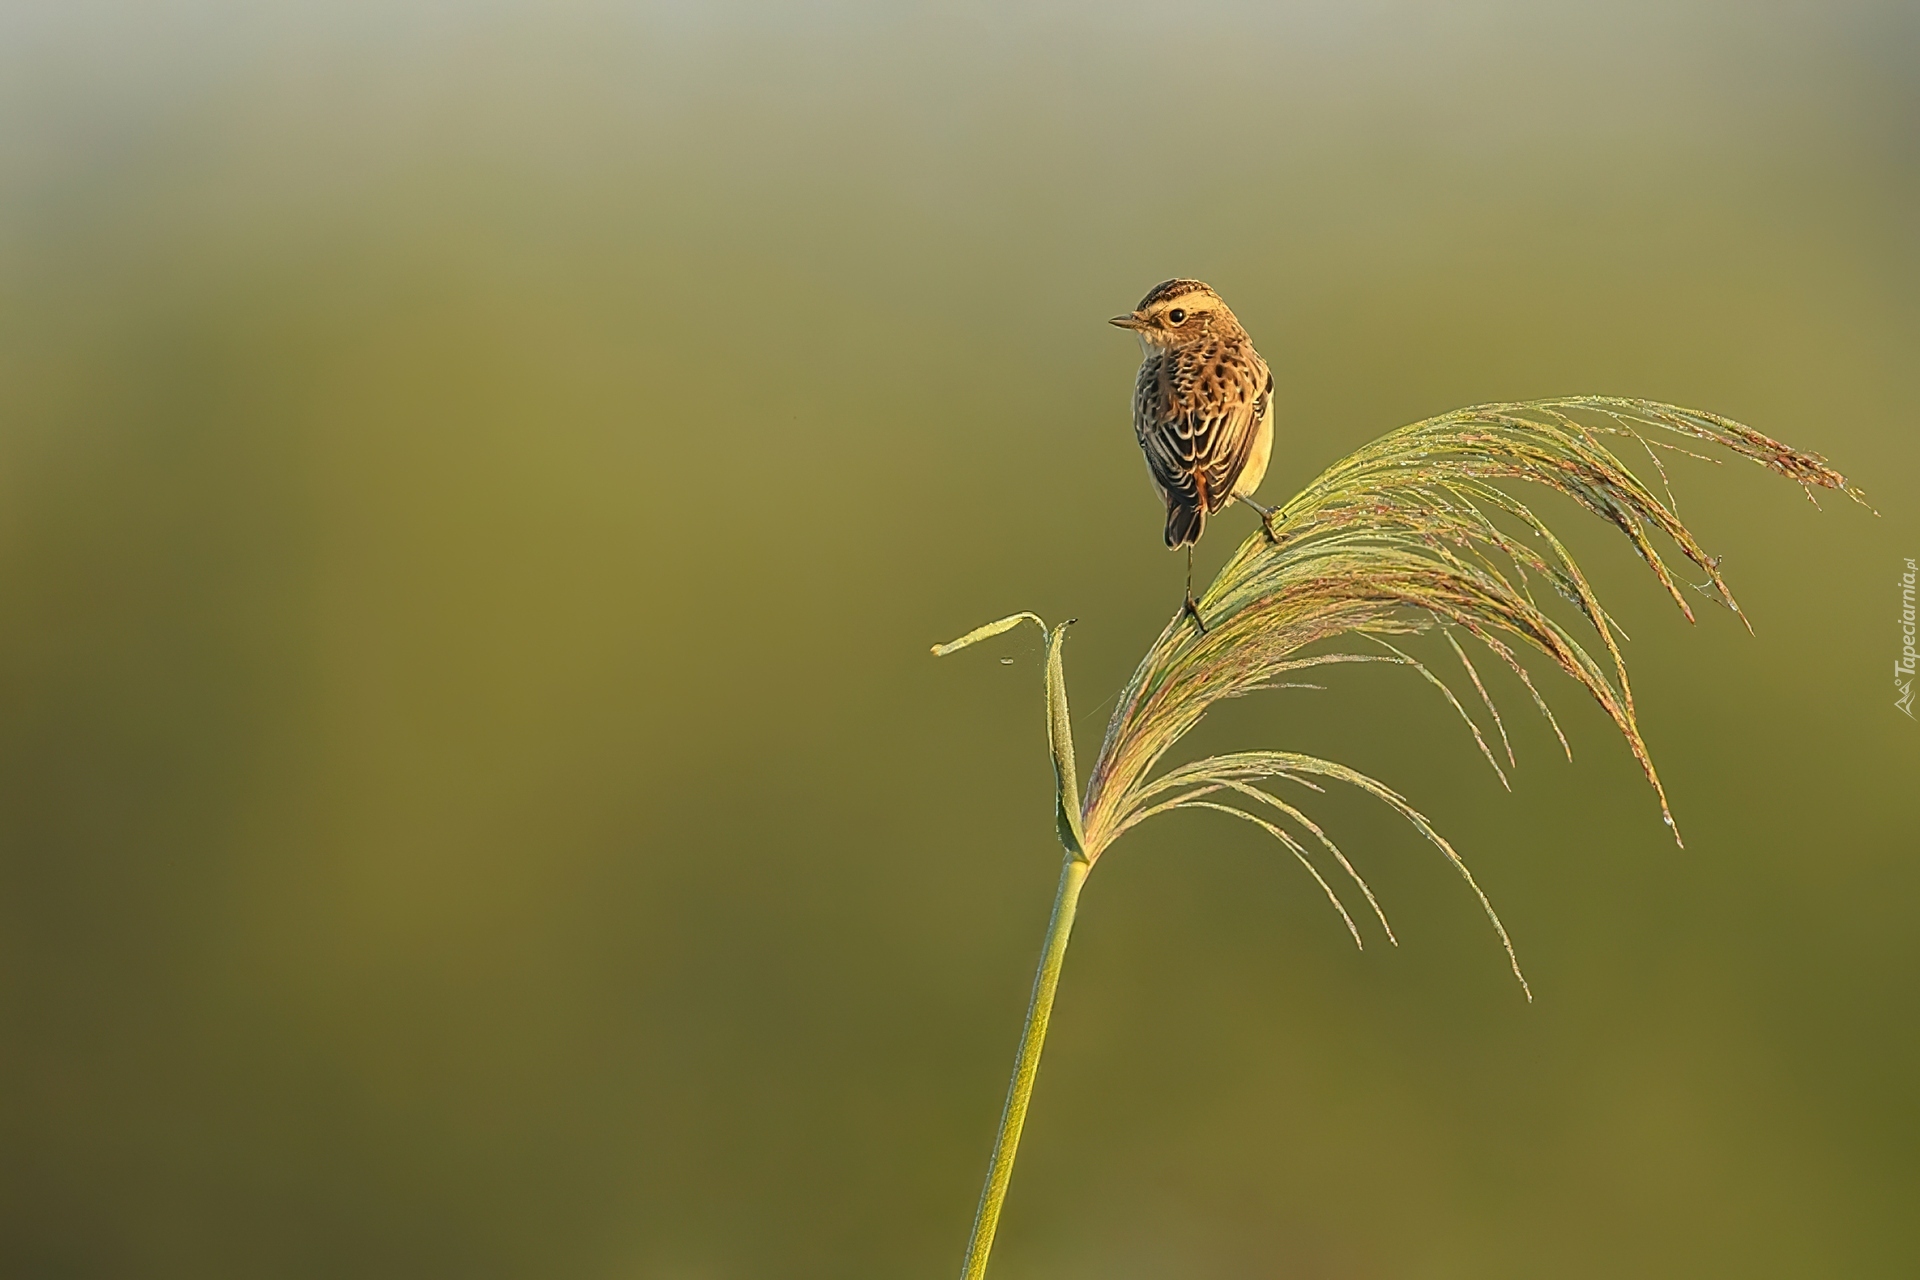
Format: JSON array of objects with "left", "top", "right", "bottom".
[{"left": 1109, "top": 312, "right": 1146, "bottom": 330}]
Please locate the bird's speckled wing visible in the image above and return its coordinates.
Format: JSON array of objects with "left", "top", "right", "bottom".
[{"left": 1135, "top": 340, "right": 1273, "bottom": 548}]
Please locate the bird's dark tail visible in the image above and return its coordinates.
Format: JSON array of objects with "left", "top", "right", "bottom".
[{"left": 1165, "top": 502, "right": 1204, "bottom": 548}]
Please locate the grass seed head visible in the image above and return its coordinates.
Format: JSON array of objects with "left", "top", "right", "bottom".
[{"left": 939, "top": 396, "right": 1865, "bottom": 994}]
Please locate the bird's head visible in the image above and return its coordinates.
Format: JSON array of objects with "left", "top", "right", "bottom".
[{"left": 1109, "top": 279, "right": 1242, "bottom": 349}]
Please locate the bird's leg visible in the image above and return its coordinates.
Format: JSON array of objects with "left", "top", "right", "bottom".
[
  {"left": 1182, "top": 545, "right": 1208, "bottom": 633},
  {"left": 1237, "top": 494, "right": 1283, "bottom": 545}
]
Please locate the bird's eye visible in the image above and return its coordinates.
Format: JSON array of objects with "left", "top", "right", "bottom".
[{"left": 1167, "top": 308, "right": 1187, "bottom": 324}]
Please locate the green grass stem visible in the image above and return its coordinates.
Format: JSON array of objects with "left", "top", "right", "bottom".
[{"left": 957, "top": 852, "right": 1090, "bottom": 1280}]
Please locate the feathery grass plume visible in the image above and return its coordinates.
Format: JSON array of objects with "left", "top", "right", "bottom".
[{"left": 935, "top": 396, "right": 1865, "bottom": 1280}]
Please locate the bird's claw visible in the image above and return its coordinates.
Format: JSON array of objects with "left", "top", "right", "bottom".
[{"left": 1182, "top": 593, "right": 1208, "bottom": 634}]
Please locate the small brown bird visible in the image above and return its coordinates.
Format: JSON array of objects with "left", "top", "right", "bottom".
[{"left": 1110, "top": 279, "right": 1276, "bottom": 630}]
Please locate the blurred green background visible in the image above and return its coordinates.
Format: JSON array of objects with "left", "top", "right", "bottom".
[{"left": 0, "top": 2, "right": 1915, "bottom": 1276}]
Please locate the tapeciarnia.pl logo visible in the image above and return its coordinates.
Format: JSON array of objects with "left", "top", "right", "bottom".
[{"left": 1899, "top": 557, "right": 1916, "bottom": 719}]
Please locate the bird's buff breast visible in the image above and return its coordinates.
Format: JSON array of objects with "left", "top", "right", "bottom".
[{"left": 1231, "top": 395, "right": 1275, "bottom": 498}]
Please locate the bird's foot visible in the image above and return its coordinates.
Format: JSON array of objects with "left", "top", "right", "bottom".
[
  {"left": 1239, "top": 495, "right": 1283, "bottom": 546},
  {"left": 1182, "top": 592, "right": 1208, "bottom": 634}
]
